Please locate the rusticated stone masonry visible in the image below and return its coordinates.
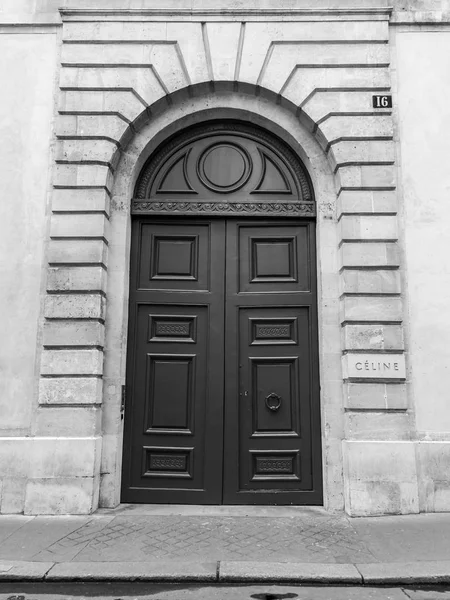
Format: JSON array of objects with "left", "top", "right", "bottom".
[{"left": 34, "top": 6, "right": 406, "bottom": 513}]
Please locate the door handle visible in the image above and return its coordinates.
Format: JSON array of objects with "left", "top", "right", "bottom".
[{"left": 265, "top": 392, "right": 282, "bottom": 412}]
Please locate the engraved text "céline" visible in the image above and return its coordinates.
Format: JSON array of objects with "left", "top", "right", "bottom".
[{"left": 355, "top": 361, "right": 399, "bottom": 371}]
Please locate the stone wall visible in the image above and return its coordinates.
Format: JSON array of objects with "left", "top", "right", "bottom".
[{"left": 0, "top": 0, "right": 449, "bottom": 515}]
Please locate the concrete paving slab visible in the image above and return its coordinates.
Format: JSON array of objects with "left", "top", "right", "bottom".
[
  {"left": 0, "top": 561, "right": 53, "bottom": 581},
  {"left": 218, "top": 561, "right": 362, "bottom": 583},
  {"left": 357, "top": 561, "right": 450, "bottom": 584},
  {"left": 32, "top": 516, "right": 115, "bottom": 563},
  {"left": 352, "top": 514, "right": 450, "bottom": 563},
  {"left": 45, "top": 561, "right": 218, "bottom": 581},
  {"left": 0, "top": 516, "right": 94, "bottom": 561},
  {"left": 0, "top": 516, "right": 34, "bottom": 545}
]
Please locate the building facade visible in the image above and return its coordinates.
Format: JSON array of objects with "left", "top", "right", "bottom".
[{"left": 1, "top": 0, "right": 449, "bottom": 515}]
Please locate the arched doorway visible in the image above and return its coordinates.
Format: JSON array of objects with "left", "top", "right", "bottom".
[{"left": 121, "top": 121, "right": 322, "bottom": 505}]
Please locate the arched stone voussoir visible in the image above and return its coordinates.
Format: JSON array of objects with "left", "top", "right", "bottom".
[
  {"left": 129, "top": 81, "right": 303, "bottom": 133},
  {"left": 108, "top": 81, "right": 322, "bottom": 191},
  {"left": 107, "top": 82, "right": 333, "bottom": 207}
]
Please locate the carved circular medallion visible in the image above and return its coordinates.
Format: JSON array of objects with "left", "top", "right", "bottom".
[{"left": 198, "top": 143, "right": 251, "bottom": 193}]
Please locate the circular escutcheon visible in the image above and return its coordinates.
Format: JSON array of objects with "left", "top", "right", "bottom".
[{"left": 198, "top": 143, "right": 252, "bottom": 193}]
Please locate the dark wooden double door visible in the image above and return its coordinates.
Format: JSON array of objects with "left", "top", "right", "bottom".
[{"left": 122, "top": 217, "right": 322, "bottom": 505}]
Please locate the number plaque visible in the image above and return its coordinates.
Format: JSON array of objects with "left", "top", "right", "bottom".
[{"left": 372, "top": 95, "right": 392, "bottom": 108}]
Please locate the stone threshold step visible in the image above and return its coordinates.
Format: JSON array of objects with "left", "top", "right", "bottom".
[{"left": 1, "top": 561, "right": 450, "bottom": 584}]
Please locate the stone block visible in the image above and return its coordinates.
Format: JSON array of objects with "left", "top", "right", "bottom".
[
  {"left": 55, "top": 114, "right": 128, "bottom": 143},
  {"left": 305, "top": 89, "right": 391, "bottom": 125},
  {"left": 336, "top": 165, "right": 396, "bottom": 189},
  {"left": 39, "top": 377, "right": 103, "bottom": 405},
  {"left": 0, "top": 437, "right": 101, "bottom": 480},
  {"left": 0, "top": 561, "right": 54, "bottom": 580},
  {"left": 24, "top": 476, "right": 99, "bottom": 515},
  {"left": 44, "top": 294, "right": 105, "bottom": 320},
  {"left": 417, "top": 442, "right": 450, "bottom": 512},
  {"left": 344, "top": 411, "right": 412, "bottom": 440},
  {"left": 343, "top": 440, "right": 419, "bottom": 515},
  {"left": 33, "top": 437, "right": 101, "bottom": 479},
  {"left": 343, "top": 382, "right": 407, "bottom": 410},
  {"left": 342, "top": 353, "right": 406, "bottom": 380},
  {"left": 35, "top": 406, "right": 102, "bottom": 437},
  {"left": 47, "top": 266, "right": 107, "bottom": 293},
  {"left": 340, "top": 242, "right": 400, "bottom": 268},
  {"left": 47, "top": 560, "right": 217, "bottom": 581},
  {"left": 206, "top": 22, "right": 242, "bottom": 81},
  {"left": 318, "top": 115, "right": 393, "bottom": 148},
  {"left": 357, "top": 561, "right": 450, "bottom": 585},
  {"left": 340, "top": 269, "right": 401, "bottom": 294},
  {"left": 52, "top": 188, "right": 110, "bottom": 214},
  {"left": 342, "top": 324, "right": 404, "bottom": 351},
  {"left": 43, "top": 321, "right": 105, "bottom": 347},
  {"left": 337, "top": 190, "right": 397, "bottom": 215},
  {"left": 48, "top": 239, "right": 108, "bottom": 266},
  {"left": 55, "top": 114, "right": 76, "bottom": 136},
  {"left": 167, "top": 22, "right": 210, "bottom": 85},
  {"left": 286, "top": 66, "right": 390, "bottom": 112},
  {"left": 60, "top": 65, "right": 167, "bottom": 109},
  {"left": 59, "top": 88, "right": 144, "bottom": 123},
  {"left": 41, "top": 349, "right": 103, "bottom": 376},
  {"left": 339, "top": 215, "right": 398, "bottom": 241},
  {"left": 0, "top": 477, "right": 26, "bottom": 514},
  {"left": 63, "top": 20, "right": 167, "bottom": 41},
  {"left": 340, "top": 296, "right": 403, "bottom": 322},
  {"left": 220, "top": 561, "right": 361, "bottom": 583},
  {"left": 54, "top": 163, "right": 113, "bottom": 191},
  {"left": 56, "top": 138, "right": 117, "bottom": 165},
  {"left": 50, "top": 214, "right": 109, "bottom": 240},
  {"left": 330, "top": 140, "right": 395, "bottom": 171}
]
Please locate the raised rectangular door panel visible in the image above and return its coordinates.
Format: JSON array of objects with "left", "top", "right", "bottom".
[
  {"left": 223, "top": 221, "right": 322, "bottom": 505},
  {"left": 138, "top": 223, "right": 209, "bottom": 291},
  {"left": 121, "top": 220, "right": 225, "bottom": 504},
  {"left": 238, "top": 225, "right": 311, "bottom": 293}
]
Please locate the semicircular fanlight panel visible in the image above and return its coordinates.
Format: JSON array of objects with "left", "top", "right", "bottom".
[
  {"left": 253, "top": 150, "right": 292, "bottom": 195},
  {"left": 134, "top": 124, "right": 315, "bottom": 218},
  {"left": 156, "top": 150, "right": 196, "bottom": 194}
]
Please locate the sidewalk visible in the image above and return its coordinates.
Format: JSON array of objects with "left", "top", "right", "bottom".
[{"left": 0, "top": 505, "right": 449, "bottom": 584}]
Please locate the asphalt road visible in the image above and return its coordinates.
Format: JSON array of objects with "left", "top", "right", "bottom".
[{"left": 0, "top": 583, "right": 449, "bottom": 600}]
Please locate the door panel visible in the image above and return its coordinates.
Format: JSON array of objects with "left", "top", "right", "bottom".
[
  {"left": 138, "top": 223, "right": 210, "bottom": 291},
  {"left": 122, "top": 218, "right": 322, "bottom": 505},
  {"left": 223, "top": 220, "right": 322, "bottom": 504},
  {"left": 122, "top": 220, "right": 225, "bottom": 504},
  {"left": 238, "top": 225, "right": 311, "bottom": 293}
]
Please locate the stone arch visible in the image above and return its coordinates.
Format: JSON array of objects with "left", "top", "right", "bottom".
[{"left": 98, "top": 90, "right": 343, "bottom": 510}]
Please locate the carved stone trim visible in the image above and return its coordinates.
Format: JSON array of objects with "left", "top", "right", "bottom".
[
  {"left": 131, "top": 200, "right": 315, "bottom": 217},
  {"left": 135, "top": 122, "right": 314, "bottom": 204}
]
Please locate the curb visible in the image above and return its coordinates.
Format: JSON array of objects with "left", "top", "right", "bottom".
[{"left": 1, "top": 561, "right": 450, "bottom": 585}]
